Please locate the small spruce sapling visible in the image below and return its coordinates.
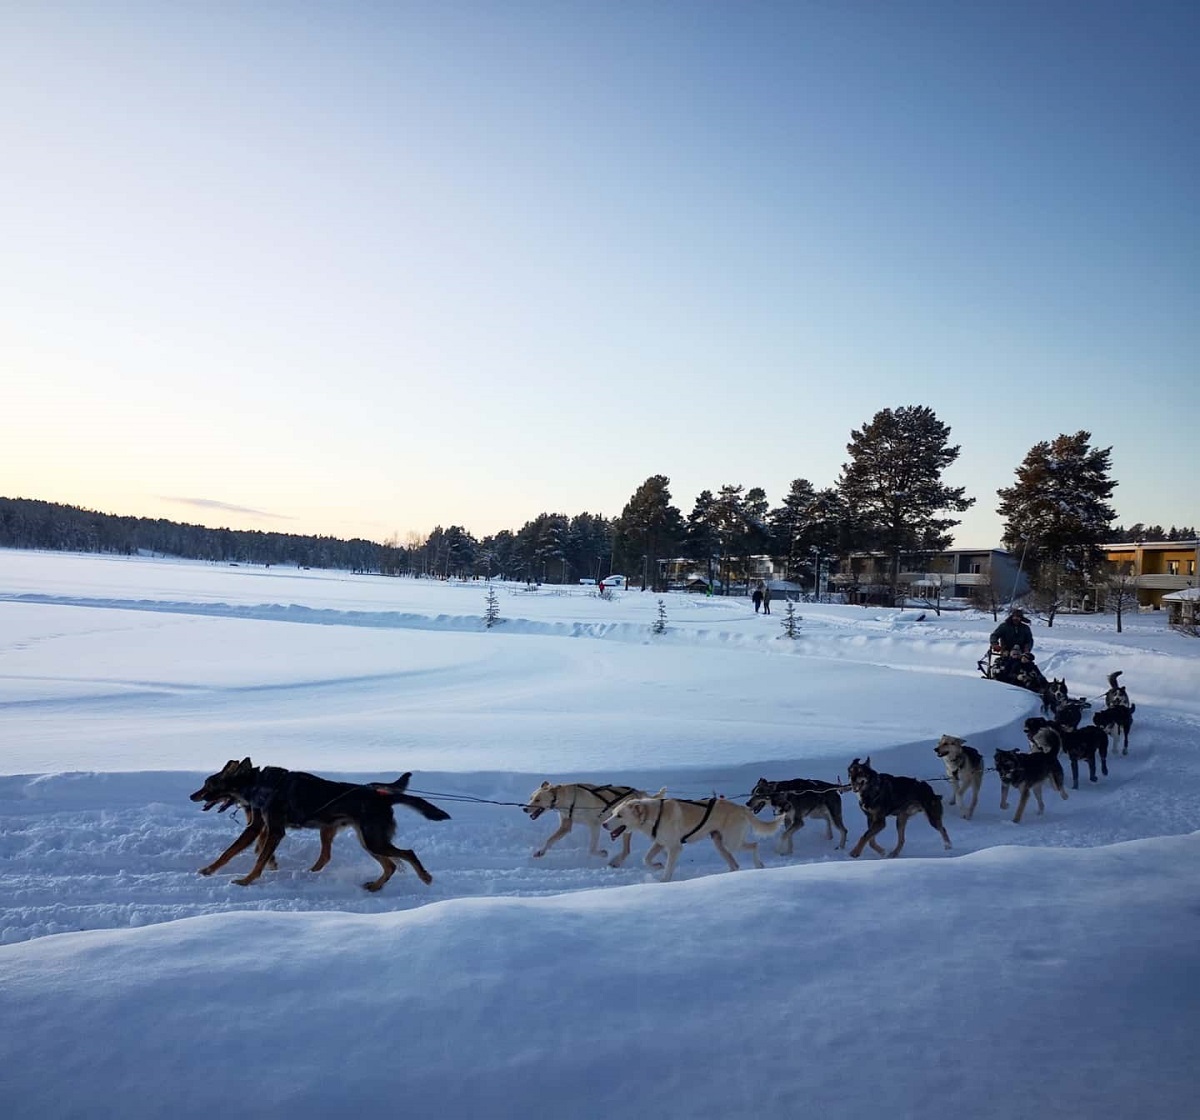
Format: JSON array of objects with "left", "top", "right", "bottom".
[
  {"left": 779, "top": 599, "right": 802, "bottom": 639},
  {"left": 484, "top": 584, "right": 502, "bottom": 629},
  {"left": 652, "top": 598, "right": 668, "bottom": 635}
]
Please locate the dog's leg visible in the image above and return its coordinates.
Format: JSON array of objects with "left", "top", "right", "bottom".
[
  {"left": 363, "top": 854, "right": 397, "bottom": 892},
  {"left": 1069, "top": 756, "right": 1080, "bottom": 790},
  {"left": 1033, "top": 782, "right": 1047, "bottom": 815},
  {"left": 643, "top": 842, "right": 664, "bottom": 870},
  {"left": 585, "top": 821, "right": 609, "bottom": 860},
  {"left": 849, "top": 817, "right": 887, "bottom": 859},
  {"left": 887, "top": 814, "right": 908, "bottom": 858},
  {"left": 964, "top": 776, "right": 981, "bottom": 821},
  {"left": 608, "top": 829, "right": 633, "bottom": 868},
  {"left": 309, "top": 825, "right": 338, "bottom": 873},
  {"left": 233, "top": 825, "right": 284, "bottom": 885},
  {"left": 1013, "top": 787, "right": 1032, "bottom": 824},
  {"left": 999, "top": 781, "right": 1010, "bottom": 811},
  {"left": 710, "top": 831, "right": 741, "bottom": 872},
  {"left": 660, "top": 845, "right": 681, "bottom": 882},
  {"left": 533, "top": 817, "right": 573, "bottom": 858},
  {"left": 778, "top": 816, "right": 799, "bottom": 855},
  {"left": 929, "top": 811, "right": 953, "bottom": 850},
  {"left": 1099, "top": 741, "right": 1108, "bottom": 778},
  {"left": 383, "top": 846, "right": 433, "bottom": 887},
  {"left": 199, "top": 819, "right": 263, "bottom": 876}
]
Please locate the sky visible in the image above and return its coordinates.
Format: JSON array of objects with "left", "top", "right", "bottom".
[
  {"left": 2, "top": 550, "right": 1198, "bottom": 1116},
  {"left": 2, "top": 1, "right": 1196, "bottom": 549}
]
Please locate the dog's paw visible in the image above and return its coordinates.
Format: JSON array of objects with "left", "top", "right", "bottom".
[
  {"left": 532, "top": 849, "right": 546, "bottom": 858},
  {"left": 232, "top": 875, "right": 255, "bottom": 887},
  {"left": 198, "top": 866, "right": 216, "bottom": 877}
]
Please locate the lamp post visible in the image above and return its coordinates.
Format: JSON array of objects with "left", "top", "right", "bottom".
[{"left": 810, "top": 546, "right": 821, "bottom": 602}]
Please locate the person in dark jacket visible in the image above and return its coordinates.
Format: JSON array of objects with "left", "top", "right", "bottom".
[{"left": 990, "top": 608, "right": 1033, "bottom": 654}]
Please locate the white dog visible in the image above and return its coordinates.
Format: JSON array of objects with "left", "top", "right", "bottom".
[
  {"left": 522, "top": 781, "right": 663, "bottom": 866},
  {"left": 603, "top": 795, "right": 781, "bottom": 882}
]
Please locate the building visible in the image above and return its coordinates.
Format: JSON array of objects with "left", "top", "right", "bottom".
[
  {"left": 831, "top": 547, "right": 1029, "bottom": 606},
  {"left": 1100, "top": 540, "right": 1200, "bottom": 610},
  {"left": 1162, "top": 587, "right": 1199, "bottom": 629}
]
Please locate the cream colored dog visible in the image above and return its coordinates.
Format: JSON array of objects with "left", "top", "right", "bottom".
[
  {"left": 603, "top": 795, "right": 782, "bottom": 882},
  {"left": 933, "top": 734, "right": 984, "bottom": 820},
  {"left": 522, "top": 781, "right": 663, "bottom": 866}
]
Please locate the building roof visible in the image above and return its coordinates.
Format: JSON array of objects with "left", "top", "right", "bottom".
[{"left": 1162, "top": 587, "right": 1200, "bottom": 602}]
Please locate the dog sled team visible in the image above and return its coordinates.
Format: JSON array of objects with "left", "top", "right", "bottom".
[{"left": 192, "top": 671, "right": 1136, "bottom": 888}]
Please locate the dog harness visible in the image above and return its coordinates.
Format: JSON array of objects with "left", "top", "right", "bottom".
[
  {"left": 657, "top": 796, "right": 719, "bottom": 845},
  {"left": 550, "top": 783, "right": 633, "bottom": 820}
]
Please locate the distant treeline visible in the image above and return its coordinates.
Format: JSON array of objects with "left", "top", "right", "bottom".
[
  {"left": 0, "top": 497, "right": 386, "bottom": 573},
  {"left": 1108, "top": 524, "right": 1197, "bottom": 543}
]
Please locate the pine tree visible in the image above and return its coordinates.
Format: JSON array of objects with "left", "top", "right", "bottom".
[
  {"left": 684, "top": 490, "right": 721, "bottom": 591},
  {"left": 614, "top": 475, "right": 685, "bottom": 591},
  {"left": 837, "top": 405, "right": 974, "bottom": 601},
  {"left": 996, "top": 431, "right": 1117, "bottom": 623},
  {"left": 779, "top": 599, "right": 802, "bottom": 639},
  {"left": 484, "top": 584, "right": 502, "bottom": 628},
  {"left": 652, "top": 598, "right": 668, "bottom": 635}
]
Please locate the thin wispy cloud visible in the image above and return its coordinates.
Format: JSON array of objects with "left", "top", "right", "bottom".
[{"left": 162, "top": 497, "right": 295, "bottom": 522}]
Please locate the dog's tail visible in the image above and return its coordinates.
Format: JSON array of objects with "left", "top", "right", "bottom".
[
  {"left": 390, "top": 792, "right": 452, "bottom": 822},
  {"left": 1107, "top": 670, "right": 1122, "bottom": 689},
  {"left": 369, "top": 773, "right": 451, "bottom": 821}
]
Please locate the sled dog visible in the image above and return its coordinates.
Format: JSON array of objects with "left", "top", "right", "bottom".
[
  {"left": 846, "top": 757, "right": 952, "bottom": 859},
  {"left": 602, "top": 795, "right": 781, "bottom": 882},
  {"left": 523, "top": 781, "right": 660, "bottom": 866},
  {"left": 933, "top": 734, "right": 984, "bottom": 820},
  {"left": 191, "top": 758, "right": 449, "bottom": 891},
  {"left": 1093, "top": 703, "right": 1135, "bottom": 756},
  {"left": 992, "top": 748, "right": 1068, "bottom": 823}
]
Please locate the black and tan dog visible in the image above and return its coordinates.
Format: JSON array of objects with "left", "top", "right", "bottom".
[
  {"left": 1057, "top": 724, "right": 1109, "bottom": 788},
  {"left": 1093, "top": 703, "right": 1135, "bottom": 756},
  {"left": 753, "top": 787, "right": 848, "bottom": 852},
  {"left": 191, "top": 758, "right": 450, "bottom": 891},
  {"left": 993, "top": 747, "right": 1068, "bottom": 822},
  {"left": 846, "top": 757, "right": 952, "bottom": 859},
  {"left": 933, "top": 735, "right": 984, "bottom": 820},
  {"left": 747, "top": 775, "right": 849, "bottom": 852}
]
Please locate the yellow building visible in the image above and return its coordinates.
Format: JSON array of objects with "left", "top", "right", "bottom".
[{"left": 1101, "top": 540, "right": 1200, "bottom": 609}]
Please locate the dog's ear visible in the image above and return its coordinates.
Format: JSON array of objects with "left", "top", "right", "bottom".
[
  {"left": 236, "top": 758, "right": 253, "bottom": 773},
  {"left": 220, "top": 759, "right": 239, "bottom": 775},
  {"left": 539, "top": 780, "right": 550, "bottom": 789},
  {"left": 864, "top": 756, "right": 871, "bottom": 767}
]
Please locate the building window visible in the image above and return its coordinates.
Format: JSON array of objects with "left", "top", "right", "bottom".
[
  {"left": 1189, "top": 560, "right": 1196, "bottom": 576},
  {"left": 1167, "top": 560, "right": 1180, "bottom": 575}
]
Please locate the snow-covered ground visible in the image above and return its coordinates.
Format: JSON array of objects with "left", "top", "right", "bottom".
[{"left": 2, "top": 549, "right": 1198, "bottom": 1118}]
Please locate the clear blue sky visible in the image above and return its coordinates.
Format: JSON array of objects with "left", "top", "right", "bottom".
[{"left": 2, "top": 1, "right": 1196, "bottom": 547}]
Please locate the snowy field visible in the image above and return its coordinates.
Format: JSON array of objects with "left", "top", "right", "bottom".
[{"left": 2, "top": 549, "right": 1199, "bottom": 1118}]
